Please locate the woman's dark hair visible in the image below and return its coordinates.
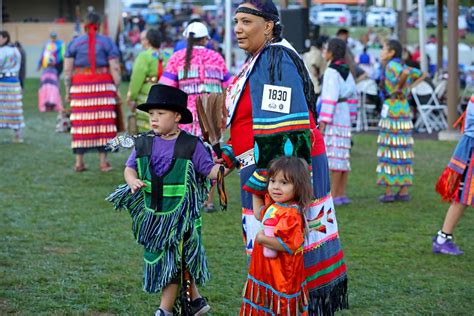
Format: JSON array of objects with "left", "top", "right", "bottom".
[
  {"left": 239, "top": 0, "right": 282, "bottom": 42},
  {"left": 0, "top": 31, "right": 11, "bottom": 45},
  {"left": 85, "top": 11, "right": 101, "bottom": 25},
  {"left": 327, "top": 38, "right": 346, "bottom": 61},
  {"left": 267, "top": 156, "right": 313, "bottom": 212},
  {"left": 183, "top": 32, "right": 206, "bottom": 79},
  {"left": 386, "top": 39, "right": 402, "bottom": 59},
  {"left": 146, "top": 28, "right": 161, "bottom": 49}
]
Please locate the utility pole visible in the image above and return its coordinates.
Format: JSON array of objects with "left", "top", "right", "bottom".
[
  {"left": 399, "top": 0, "right": 407, "bottom": 46},
  {"left": 436, "top": 0, "right": 443, "bottom": 76},
  {"left": 224, "top": 0, "right": 232, "bottom": 70},
  {"left": 446, "top": 0, "right": 459, "bottom": 129},
  {"left": 417, "top": 0, "right": 428, "bottom": 72}
]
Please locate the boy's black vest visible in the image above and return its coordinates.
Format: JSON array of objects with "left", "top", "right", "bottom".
[
  {"left": 135, "top": 131, "right": 199, "bottom": 213},
  {"left": 132, "top": 131, "right": 209, "bottom": 252}
]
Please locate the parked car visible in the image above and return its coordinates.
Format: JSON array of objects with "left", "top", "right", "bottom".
[
  {"left": 408, "top": 5, "right": 448, "bottom": 28},
  {"left": 348, "top": 6, "right": 365, "bottom": 26},
  {"left": 309, "top": 5, "right": 322, "bottom": 25},
  {"left": 366, "top": 6, "right": 397, "bottom": 27},
  {"left": 314, "top": 4, "right": 352, "bottom": 26}
]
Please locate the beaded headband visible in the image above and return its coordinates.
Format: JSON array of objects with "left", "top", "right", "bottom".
[{"left": 235, "top": 6, "right": 280, "bottom": 23}]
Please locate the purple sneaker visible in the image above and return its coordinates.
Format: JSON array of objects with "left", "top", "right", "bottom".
[
  {"left": 395, "top": 193, "right": 411, "bottom": 202},
  {"left": 432, "top": 236, "right": 464, "bottom": 255},
  {"left": 340, "top": 196, "right": 352, "bottom": 204},
  {"left": 379, "top": 194, "right": 395, "bottom": 203},
  {"left": 333, "top": 197, "right": 344, "bottom": 206}
]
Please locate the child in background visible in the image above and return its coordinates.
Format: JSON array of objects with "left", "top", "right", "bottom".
[
  {"left": 38, "top": 55, "right": 63, "bottom": 112},
  {"left": 376, "top": 40, "right": 427, "bottom": 202},
  {"left": 108, "top": 84, "right": 227, "bottom": 316},
  {"left": 433, "top": 94, "right": 474, "bottom": 255},
  {"left": 241, "top": 156, "right": 312, "bottom": 315},
  {"left": 318, "top": 38, "right": 358, "bottom": 205}
]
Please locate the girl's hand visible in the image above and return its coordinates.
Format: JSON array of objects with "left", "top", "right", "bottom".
[
  {"left": 128, "top": 179, "right": 147, "bottom": 193},
  {"left": 256, "top": 230, "right": 265, "bottom": 244}
]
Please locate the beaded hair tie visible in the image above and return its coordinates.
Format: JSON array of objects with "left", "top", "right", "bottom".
[{"left": 235, "top": 6, "right": 280, "bottom": 23}]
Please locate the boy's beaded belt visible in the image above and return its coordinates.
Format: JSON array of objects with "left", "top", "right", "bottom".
[
  {"left": 73, "top": 66, "right": 109, "bottom": 74},
  {"left": 0, "top": 72, "right": 18, "bottom": 78}
]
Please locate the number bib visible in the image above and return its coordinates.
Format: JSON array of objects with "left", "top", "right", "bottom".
[{"left": 261, "top": 84, "right": 292, "bottom": 114}]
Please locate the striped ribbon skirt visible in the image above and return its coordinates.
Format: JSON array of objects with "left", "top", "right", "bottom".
[
  {"left": 69, "top": 72, "right": 117, "bottom": 153},
  {"left": 0, "top": 77, "right": 24, "bottom": 130}
]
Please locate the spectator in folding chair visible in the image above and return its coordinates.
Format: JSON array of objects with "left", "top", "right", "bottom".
[
  {"left": 376, "top": 40, "right": 427, "bottom": 203},
  {"left": 433, "top": 94, "right": 474, "bottom": 255}
]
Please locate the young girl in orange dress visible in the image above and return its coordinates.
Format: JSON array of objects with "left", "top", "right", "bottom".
[{"left": 241, "top": 156, "right": 312, "bottom": 315}]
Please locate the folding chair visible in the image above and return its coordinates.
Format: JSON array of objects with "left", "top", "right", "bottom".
[
  {"left": 412, "top": 81, "right": 448, "bottom": 134},
  {"left": 355, "top": 79, "right": 379, "bottom": 131}
]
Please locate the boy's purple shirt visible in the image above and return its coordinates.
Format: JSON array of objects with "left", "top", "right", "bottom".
[{"left": 126, "top": 135, "right": 214, "bottom": 177}]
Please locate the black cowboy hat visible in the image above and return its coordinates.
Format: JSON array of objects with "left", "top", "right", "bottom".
[{"left": 137, "top": 84, "right": 192, "bottom": 124}]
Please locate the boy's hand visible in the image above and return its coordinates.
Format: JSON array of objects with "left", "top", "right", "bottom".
[{"left": 128, "top": 179, "right": 147, "bottom": 193}]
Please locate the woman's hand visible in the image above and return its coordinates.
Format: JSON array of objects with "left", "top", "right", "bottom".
[{"left": 319, "top": 122, "right": 326, "bottom": 134}]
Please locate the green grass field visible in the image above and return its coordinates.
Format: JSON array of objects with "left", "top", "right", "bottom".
[{"left": 1, "top": 79, "right": 473, "bottom": 314}]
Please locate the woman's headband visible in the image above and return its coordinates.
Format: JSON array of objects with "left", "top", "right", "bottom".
[{"left": 235, "top": 6, "right": 280, "bottom": 23}]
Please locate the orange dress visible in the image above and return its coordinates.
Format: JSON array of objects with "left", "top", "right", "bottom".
[{"left": 240, "top": 202, "right": 308, "bottom": 316}]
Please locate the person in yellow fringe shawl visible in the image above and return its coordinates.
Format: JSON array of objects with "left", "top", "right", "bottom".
[{"left": 126, "top": 28, "right": 172, "bottom": 133}]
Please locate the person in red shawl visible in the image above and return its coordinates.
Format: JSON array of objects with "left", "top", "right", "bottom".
[
  {"left": 241, "top": 156, "right": 311, "bottom": 315},
  {"left": 63, "top": 11, "right": 122, "bottom": 172}
]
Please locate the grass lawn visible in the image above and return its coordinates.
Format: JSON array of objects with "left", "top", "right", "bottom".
[{"left": 1, "top": 79, "right": 473, "bottom": 314}]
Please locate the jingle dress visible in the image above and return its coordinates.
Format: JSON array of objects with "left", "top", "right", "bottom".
[
  {"left": 376, "top": 59, "right": 422, "bottom": 187},
  {"left": 65, "top": 32, "right": 120, "bottom": 153},
  {"left": 159, "top": 46, "right": 232, "bottom": 136},
  {"left": 224, "top": 39, "right": 348, "bottom": 315},
  {"left": 128, "top": 48, "right": 172, "bottom": 132},
  {"left": 0, "top": 44, "right": 24, "bottom": 131},
  {"left": 318, "top": 61, "right": 358, "bottom": 171}
]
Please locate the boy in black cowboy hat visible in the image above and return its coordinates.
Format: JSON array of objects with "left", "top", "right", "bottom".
[{"left": 113, "top": 84, "right": 226, "bottom": 315}]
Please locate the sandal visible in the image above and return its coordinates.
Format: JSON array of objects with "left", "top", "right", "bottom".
[
  {"left": 74, "top": 165, "right": 87, "bottom": 172},
  {"left": 100, "top": 162, "right": 113, "bottom": 172}
]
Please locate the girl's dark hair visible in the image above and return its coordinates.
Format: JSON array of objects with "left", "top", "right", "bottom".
[
  {"left": 146, "top": 28, "right": 161, "bottom": 49},
  {"left": 386, "top": 39, "right": 402, "bottom": 59},
  {"left": 85, "top": 11, "right": 101, "bottom": 25},
  {"left": 0, "top": 31, "right": 11, "bottom": 45},
  {"left": 183, "top": 32, "right": 206, "bottom": 79},
  {"left": 268, "top": 156, "right": 313, "bottom": 211},
  {"left": 327, "top": 38, "right": 346, "bottom": 61}
]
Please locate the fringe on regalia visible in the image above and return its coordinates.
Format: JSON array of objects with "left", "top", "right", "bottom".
[{"left": 106, "top": 165, "right": 210, "bottom": 292}]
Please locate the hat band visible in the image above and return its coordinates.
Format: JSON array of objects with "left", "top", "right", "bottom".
[{"left": 235, "top": 7, "right": 279, "bottom": 22}]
